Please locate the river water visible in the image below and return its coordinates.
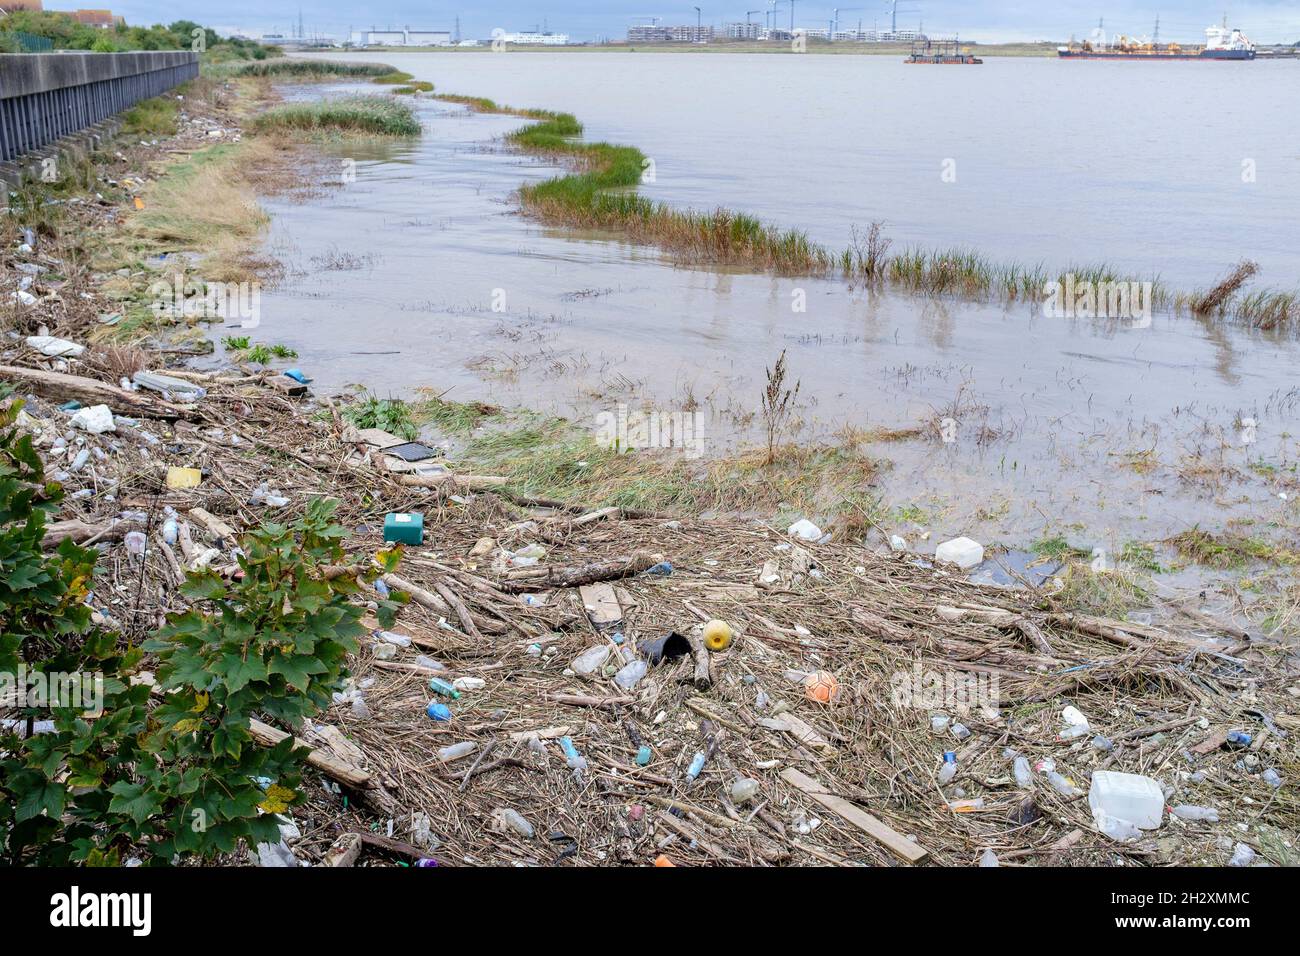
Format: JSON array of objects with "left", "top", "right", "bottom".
[{"left": 241, "top": 54, "right": 1300, "bottom": 596}]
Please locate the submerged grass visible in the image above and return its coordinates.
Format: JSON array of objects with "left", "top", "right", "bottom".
[
  {"left": 432, "top": 89, "right": 1203, "bottom": 306},
  {"left": 1168, "top": 528, "right": 1299, "bottom": 570},
  {"left": 253, "top": 96, "right": 421, "bottom": 136}
]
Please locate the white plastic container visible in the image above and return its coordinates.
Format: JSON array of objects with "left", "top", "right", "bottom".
[
  {"left": 1088, "top": 771, "right": 1164, "bottom": 830},
  {"left": 935, "top": 536, "right": 985, "bottom": 570}
]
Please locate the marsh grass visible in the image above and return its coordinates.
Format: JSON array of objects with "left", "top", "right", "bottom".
[
  {"left": 213, "top": 59, "right": 399, "bottom": 81},
  {"left": 452, "top": 414, "right": 877, "bottom": 516},
  {"left": 122, "top": 95, "right": 180, "bottom": 137},
  {"left": 253, "top": 96, "right": 421, "bottom": 136},
  {"left": 128, "top": 142, "right": 270, "bottom": 281},
  {"left": 1169, "top": 529, "right": 1298, "bottom": 570}
]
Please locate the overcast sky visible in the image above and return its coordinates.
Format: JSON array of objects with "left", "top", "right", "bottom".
[{"left": 107, "top": 1, "right": 1299, "bottom": 44}]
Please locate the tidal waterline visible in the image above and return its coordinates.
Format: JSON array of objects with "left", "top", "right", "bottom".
[
  {"left": 242, "top": 76, "right": 1299, "bottom": 580},
  {"left": 322, "top": 50, "right": 1300, "bottom": 290}
]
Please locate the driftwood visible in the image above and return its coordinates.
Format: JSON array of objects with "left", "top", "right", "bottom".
[
  {"left": 0, "top": 364, "right": 197, "bottom": 420},
  {"left": 247, "top": 718, "right": 396, "bottom": 816},
  {"left": 42, "top": 517, "right": 143, "bottom": 549},
  {"left": 499, "top": 550, "right": 660, "bottom": 593},
  {"left": 396, "top": 473, "right": 508, "bottom": 491}
]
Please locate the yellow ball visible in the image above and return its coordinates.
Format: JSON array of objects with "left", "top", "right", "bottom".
[{"left": 702, "top": 619, "right": 733, "bottom": 651}]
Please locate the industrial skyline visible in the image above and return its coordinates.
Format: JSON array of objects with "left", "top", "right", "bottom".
[{"left": 80, "top": 1, "right": 1300, "bottom": 45}]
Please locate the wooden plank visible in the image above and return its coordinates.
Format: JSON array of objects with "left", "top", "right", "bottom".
[
  {"left": 248, "top": 718, "right": 372, "bottom": 791},
  {"left": 579, "top": 581, "right": 623, "bottom": 629},
  {"left": 780, "top": 767, "right": 928, "bottom": 865}
]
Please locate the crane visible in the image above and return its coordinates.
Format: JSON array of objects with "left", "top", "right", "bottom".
[
  {"left": 746, "top": 9, "right": 762, "bottom": 24},
  {"left": 885, "top": 0, "right": 920, "bottom": 35},
  {"left": 833, "top": 6, "right": 863, "bottom": 37}
]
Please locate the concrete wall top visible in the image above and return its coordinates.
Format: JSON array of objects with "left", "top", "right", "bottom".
[{"left": 0, "top": 51, "right": 199, "bottom": 101}]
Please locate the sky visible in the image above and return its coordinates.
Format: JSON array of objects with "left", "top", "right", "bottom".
[{"left": 101, "top": 1, "right": 1300, "bottom": 45}]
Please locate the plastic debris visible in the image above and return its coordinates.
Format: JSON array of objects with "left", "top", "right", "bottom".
[
  {"left": 69, "top": 404, "right": 116, "bottom": 434},
  {"left": 935, "top": 536, "right": 985, "bottom": 570}
]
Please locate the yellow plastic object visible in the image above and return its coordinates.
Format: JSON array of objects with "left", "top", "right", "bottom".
[
  {"left": 165, "top": 466, "right": 202, "bottom": 490},
  {"left": 702, "top": 619, "right": 733, "bottom": 652}
]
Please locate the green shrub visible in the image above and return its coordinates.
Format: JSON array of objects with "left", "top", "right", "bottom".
[
  {"left": 342, "top": 394, "right": 419, "bottom": 440},
  {"left": 0, "top": 397, "right": 153, "bottom": 865},
  {"left": 1, "top": 396, "right": 403, "bottom": 863}
]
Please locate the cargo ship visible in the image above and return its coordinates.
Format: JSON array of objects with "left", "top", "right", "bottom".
[{"left": 1058, "top": 24, "right": 1256, "bottom": 60}]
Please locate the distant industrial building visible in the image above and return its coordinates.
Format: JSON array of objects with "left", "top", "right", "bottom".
[
  {"left": 627, "top": 24, "right": 713, "bottom": 43},
  {"left": 497, "top": 31, "right": 569, "bottom": 45},
  {"left": 349, "top": 28, "right": 451, "bottom": 47}
]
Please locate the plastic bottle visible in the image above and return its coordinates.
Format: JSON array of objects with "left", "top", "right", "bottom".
[
  {"left": 1094, "top": 811, "right": 1141, "bottom": 842},
  {"left": 685, "top": 751, "right": 706, "bottom": 781},
  {"left": 162, "top": 517, "right": 178, "bottom": 545},
  {"left": 415, "top": 654, "right": 446, "bottom": 671},
  {"left": 1013, "top": 756, "right": 1033, "bottom": 788},
  {"left": 1046, "top": 771, "right": 1081, "bottom": 797},
  {"left": 438, "top": 742, "right": 476, "bottom": 762},
  {"left": 571, "top": 645, "right": 611, "bottom": 676},
  {"left": 496, "top": 808, "right": 534, "bottom": 839},
  {"left": 979, "top": 849, "right": 999, "bottom": 867},
  {"left": 1262, "top": 768, "right": 1282, "bottom": 788},
  {"left": 951, "top": 722, "right": 971, "bottom": 740},
  {"left": 613, "top": 659, "right": 648, "bottom": 690},
  {"left": 938, "top": 752, "right": 958, "bottom": 785},
  {"left": 1229, "top": 843, "right": 1255, "bottom": 867},
  {"left": 373, "top": 629, "right": 411, "bottom": 647},
  {"left": 559, "top": 736, "right": 587, "bottom": 772},
  {"left": 453, "top": 676, "right": 485, "bottom": 691},
  {"left": 428, "top": 677, "right": 460, "bottom": 699},
  {"left": 1170, "top": 805, "right": 1219, "bottom": 822}
]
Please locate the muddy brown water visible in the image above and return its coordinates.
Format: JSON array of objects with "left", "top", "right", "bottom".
[{"left": 220, "top": 75, "right": 1300, "bottom": 610}]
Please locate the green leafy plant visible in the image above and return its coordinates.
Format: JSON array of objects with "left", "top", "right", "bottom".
[
  {"left": 342, "top": 393, "right": 419, "bottom": 441},
  {"left": 0, "top": 397, "right": 153, "bottom": 865},
  {"left": 2, "top": 399, "right": 404, "bottom": 862},
  {"left": 139, "top": 499, "right": 403, "bottom": 859}
]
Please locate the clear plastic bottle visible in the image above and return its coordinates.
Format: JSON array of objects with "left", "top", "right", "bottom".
[
  {"left": 613, "top": 659, "right": 647, "bottom": 690},
  {"left": 1013, "top": 755, "right": 1033, "bottom": 788},
  {"left": 438, "top": 742, "right": 476, "bottom": 762},
  {"left": 1046, "top": 771, "right": 1081, "bottom": 797}
]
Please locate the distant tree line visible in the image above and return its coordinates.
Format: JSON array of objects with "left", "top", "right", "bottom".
[{"left": 0, "top": 11, "right": 277, "bottom": 59}]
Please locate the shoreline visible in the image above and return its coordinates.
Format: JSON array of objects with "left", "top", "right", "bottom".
[{"left": 1, "top": 62, "right": 1296, "bottom": 868}]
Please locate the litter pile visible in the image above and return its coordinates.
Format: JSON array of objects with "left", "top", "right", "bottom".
[
  {"left": 1, "top": 331, "right": 1295, "bottom": 867},
  {"left": 2, "top": 76, "right": 1295, "bottom": 868}
]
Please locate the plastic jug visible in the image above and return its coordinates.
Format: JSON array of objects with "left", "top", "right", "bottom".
[{"left": 1088, "top": 770, "right": 1164, "bottom": 830}]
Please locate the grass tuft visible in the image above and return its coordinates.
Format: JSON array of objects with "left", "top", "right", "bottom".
[{"left": 252, "top": 96, "right": 421, "bottom": 136}]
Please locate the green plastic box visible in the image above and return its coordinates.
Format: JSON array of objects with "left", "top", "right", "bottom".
[{"left": 383, "top": 512, "right": 424, "bottom": 546}]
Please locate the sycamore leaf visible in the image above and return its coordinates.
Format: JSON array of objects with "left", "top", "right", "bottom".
[
  {"left": 17, "top": 778, "right": 66, "bottom": 822},
  {"left": 257, "top": 783, "right": 296, "bottom": 815},
  {"left": 107, "top": 781, "right": 164, "bottom": 824}
]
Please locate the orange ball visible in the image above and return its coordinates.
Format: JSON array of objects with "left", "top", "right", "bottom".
[{"left": 805, "top": 671, "right": 839, "bottom": 704}]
